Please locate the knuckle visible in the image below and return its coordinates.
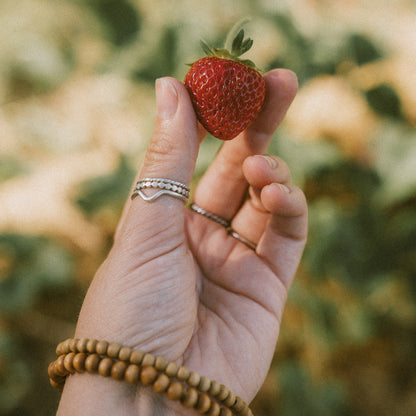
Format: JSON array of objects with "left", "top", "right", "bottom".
[
  {"left": 144, "top": 134, "right": 180, "bottom": 167},
  {"left": 147, "top": 134, "right": 176, "bottom": 158}
]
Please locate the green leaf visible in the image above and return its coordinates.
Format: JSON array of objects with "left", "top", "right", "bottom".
[
  {"left": 240, "top": 38, "right": 253, "bottom": 55},
  {"left": 239, "top": 59, "right": 257, "bottom": 69},
  {"left": 224, "top": 17, "right": 251, "bottom": 51},
  {"left": 200, "top": 39, "right": 213, "bottom": 56},
  {"left": 231, "top": 29, "right": 244, "bottom": 56}
]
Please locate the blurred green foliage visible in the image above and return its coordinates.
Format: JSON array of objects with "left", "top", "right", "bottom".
[
  {"left": 0, "top": 1, "right": 415, "bottom": 415},
  {"left": 0, "top": 234, "right": 74, "bottom": 314},
  {"left": 75, "top": 155, "right": 136, "bottom": 216}
]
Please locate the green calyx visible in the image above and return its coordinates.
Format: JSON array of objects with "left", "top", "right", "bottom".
[{"left": 200, "top": 18, "right": 261, "bottom": 71}]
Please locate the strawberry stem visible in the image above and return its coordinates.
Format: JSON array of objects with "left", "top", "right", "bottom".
[
  {"left": 196, "top": 17, "right": 261, "bottom": 71},
  {"left": 224, "top": 17, "right": 251, "bottom": 52}
]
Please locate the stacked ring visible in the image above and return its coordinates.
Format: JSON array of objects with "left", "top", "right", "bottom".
[{"left": 131, "top": 178, "right": 190, "bottom": 203}]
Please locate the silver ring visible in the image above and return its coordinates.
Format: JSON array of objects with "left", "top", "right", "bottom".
[
  {"left": 131, "top": 178, "right": 190, "bottom": 203},
  {"left": 189, "top": 203, "right": 231, "bottom": 228},
  {"left": 228, "top": 229, "right": 257, "bottom": 251}
]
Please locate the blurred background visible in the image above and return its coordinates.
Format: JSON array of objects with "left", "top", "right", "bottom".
[{"left": 0, "top": 0, "right": 415, "bottom": 415}]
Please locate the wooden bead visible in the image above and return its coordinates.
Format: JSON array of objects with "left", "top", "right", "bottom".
[
  {"left": 141, "top": 353, "right": 156, "bottom": 367},
  {"left": 223, "top": 391, "right": 236, "bottom": 407},
  {"left": 166, "top": 381, "right": 184, "bottom": 401},
  {"left": 220, "top": 407, "right": 233, "bottom": 416},
  {"left": 85, "top": 354, "right": 100, "bottom": 373},
  {"left": 69, "top": 338, "right": 78, "bottom": 352},
  {"left": 118, "top": 347, "right": 132, "bottom": 362},
  {"left": 54, "top": 355, "right": 67, "bottom": 377},
  {"left": 232, "top": 396, "right": 245, "bottom": 413},
  {"left": 196, "top": 393, "right": 211, "bottom": 413},
  {"left": 55, "top": 341, "right": 65, "bottom": 356},
  {"left": 125, "top": 364, "right": 140, "bottom": 384},
  {"left": 76, "top": 338, "right": 89, "bottom": 353},
  {"left": 238, "top": 404, "right": 251, "bottom": 416},
  {"left": 187, "top": 371, "right": 201, "bottom": 387},
  {"left": 140, "top": 366, "right": 158, "bottom": 385},
  {"left": 155, "top": 356, "right": 168, "bottom": 371},
  {"left": 98, "top": 357, "right": 113, "bottom": 377},
  {"left": 181, "top": 387, "right": 199, "bottom": 408},
  {"left": 50, "top": 369, "right": 66, "bottom": 382},
  {"left": 107, "top": 342, "right": 122, "bottom": 358},
  {"left": 209, "top": 380, "right": 221, "bottom": 397},
  {"left": 86, "top": 339, "right": 98, "bottom": 353},
  {"left": 177, "top": 365, "right": 190, "bottom": 381},
  {"left": 50, "top": 378, "right": 64, "bottom": 392},
  {"left": 73, "top": 353, "right": 87, "bottom": 372},
  {"left": 198, "top": 375, "right": 211, "bottom": 392},
  {"left": 152, "top": 373, "right": 170, "bottom": 393},
  {"left": 217, "top": 384, "right": 229, "bottom": 401},
  {"left": 165, "top": 362, "right": 179, "bottom": 377},
  {"left": 205, "top": 401, "right": 221, "bottom": 416},
  {"left": 96, "top": 340, "right": 109, "bottom": 355},
  {"left": 59, "top": 339, "right": 71, "bottom": 355},
  {"left": 63, "top": 352, "right": 76, "bottom": 373},
  {"left": 48, "top": 361, "right": 56, "bottom": 379},
  {"left": 111, "top": 361, "right": 127, "bottom": 380},
  {"left": 130, "top": 349, "right": 144, "bottom": 365},
  {"left": 50, "top": 338, "right": 253, "bottom": 416},
  {"left": 245, "top": 407, "right": 254, "bottom": 416}
]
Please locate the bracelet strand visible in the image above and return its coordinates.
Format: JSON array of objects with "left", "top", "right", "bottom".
[{"left": 48, "top": 338, "right": 253, "bottom": 416}]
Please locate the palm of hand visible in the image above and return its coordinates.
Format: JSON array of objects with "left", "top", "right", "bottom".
[
  {"left": 79, "top": 211, "right": 284, "bottom": 402},
  {"left": 130, "top": 211, "right": 285, "bottom": 401}
]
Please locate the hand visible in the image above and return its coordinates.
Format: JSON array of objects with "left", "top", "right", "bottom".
[{"left": 57, "top": 69, "right": 308, "bottom": 415}]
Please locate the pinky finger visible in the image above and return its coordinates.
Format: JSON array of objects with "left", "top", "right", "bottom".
[{"left": 258, "top": 183, "right": 308, "bottom": 287}]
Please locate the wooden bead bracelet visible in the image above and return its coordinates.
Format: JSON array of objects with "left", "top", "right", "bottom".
[{"left": 48, "top": 338, "right": 254, "bottom": 416}]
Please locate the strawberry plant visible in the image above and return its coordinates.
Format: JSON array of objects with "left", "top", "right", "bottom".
[{"left": 184, "top": 20, "right": 266, "bottom": 140}]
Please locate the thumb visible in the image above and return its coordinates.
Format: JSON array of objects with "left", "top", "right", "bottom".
[
  {"left": 140, "top": 77, "right": 200, "bottom": 183},
  {"left": 117, "top": 77, "right": 200, "bottom": 244}
]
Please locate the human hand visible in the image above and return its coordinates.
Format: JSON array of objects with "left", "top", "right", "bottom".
[{"left": 57, "top": 69, "right": 307, "bottom": 415}]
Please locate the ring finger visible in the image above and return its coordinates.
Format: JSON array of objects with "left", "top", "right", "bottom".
[{"left": 230, "top": 154, "right": 291, "bottom": 245}]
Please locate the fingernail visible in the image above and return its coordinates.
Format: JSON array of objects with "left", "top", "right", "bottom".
[
  {"left": 278, "top": 183, "right": 291, "bottom": 194},
  {"left": 156, "top": 78, "right": 178, "bottom": 119},
  {"left": 261, "top": 155, "right": 278, "bottom": 169}
]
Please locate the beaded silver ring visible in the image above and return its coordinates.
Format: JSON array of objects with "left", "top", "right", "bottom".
[{"left": 131, "top": 178, "right": 190, "bottom": 203}]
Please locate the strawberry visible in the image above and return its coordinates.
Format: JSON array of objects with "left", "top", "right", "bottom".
[{"left": 184, "top": 22, "right": 266, "bottom": 140}]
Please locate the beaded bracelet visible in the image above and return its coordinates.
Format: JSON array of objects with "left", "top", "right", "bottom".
[{"left": 48, "top": 338, "right": 254, "bottom": 416}]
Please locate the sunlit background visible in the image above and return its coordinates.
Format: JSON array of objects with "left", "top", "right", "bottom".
[{"left": 1, "top": 0, "right": 415, "bottom": 415}]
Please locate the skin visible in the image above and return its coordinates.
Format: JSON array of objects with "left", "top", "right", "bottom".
[{"left": 57, "top": 69, "right": 308, "bottom": 415}]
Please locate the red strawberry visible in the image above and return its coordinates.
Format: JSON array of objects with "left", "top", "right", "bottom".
[{"left": 184, "top": 22, "right": 266, "bottom": 140}]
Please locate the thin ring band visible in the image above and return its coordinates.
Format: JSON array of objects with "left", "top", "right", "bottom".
[
  {"left": 228, "top": 229, "right": 257, "bottom": 251},
  {"left": 131, "top": 178, "right": 190, "bottom": 203},
  {"left": 189, "top": 203, "right": 231, "bottom": 228}
]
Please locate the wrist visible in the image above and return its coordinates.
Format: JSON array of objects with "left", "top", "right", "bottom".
[
  {"left": 51, "top": 338, "right": 252, "bottom": 416},
  {"left": 57, "top": 373, "right": 191, "bottom": 416}
]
